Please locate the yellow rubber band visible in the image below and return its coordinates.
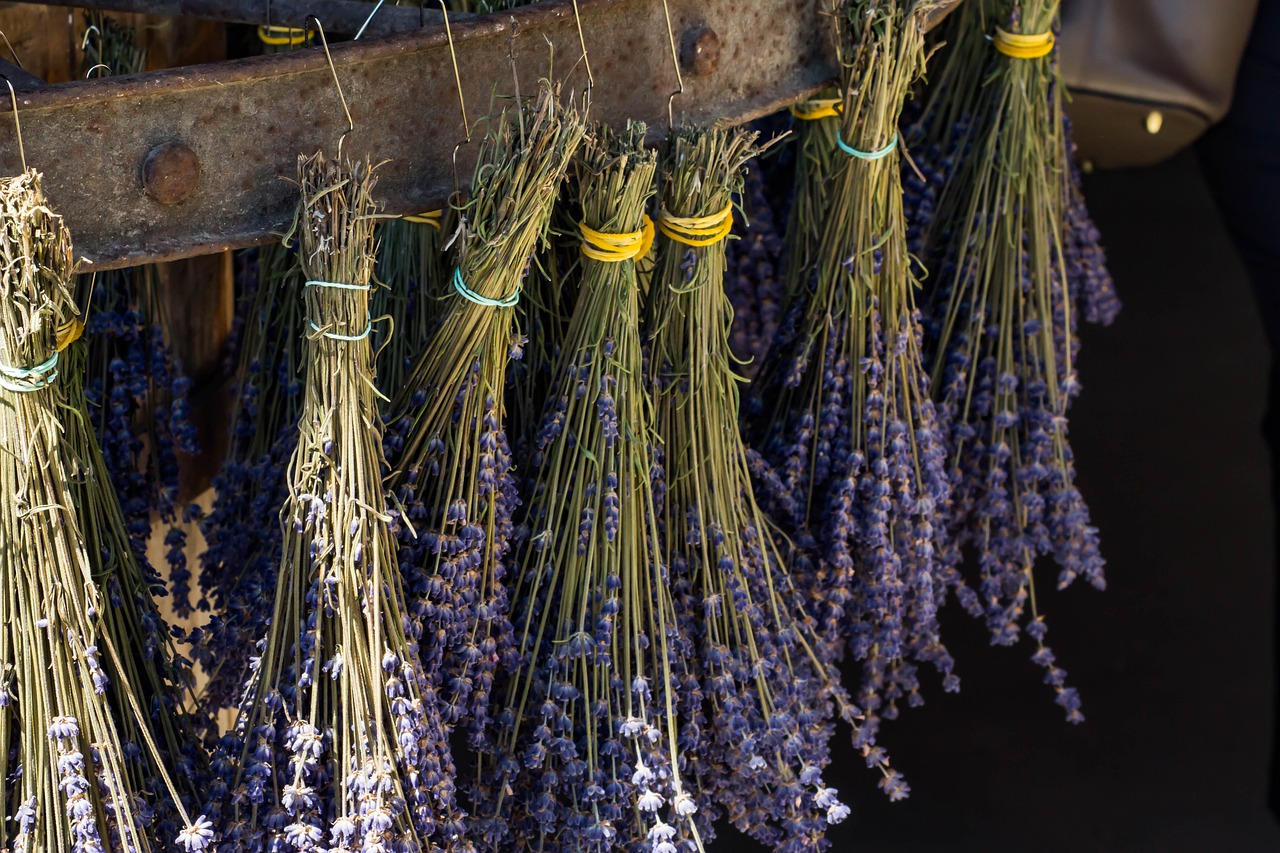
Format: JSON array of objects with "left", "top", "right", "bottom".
[
  {"left": 257, "top": 25, "right": 311, "bottom": 47},
  {"left": 55, "top": 318, "right": 84, "bottom": 352},
  {"left": 993, "top": 27, "right": 1055, "bottom": 59},
  {"left": 579, "top": 215, "right": 655, "bottom": 262},
  {"left": 403, "top": 210, "right": 443, "bottom": 229},
  {"left": 658, "top": 202, "right": 734, "bottom": 247},
  {"left": 790, "top": 98, "right": 842, "bottom": 121}
]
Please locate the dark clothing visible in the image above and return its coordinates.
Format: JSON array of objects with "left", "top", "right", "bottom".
[{"left": 1197, "top": 0, "right": 1280, "bottom": 818}]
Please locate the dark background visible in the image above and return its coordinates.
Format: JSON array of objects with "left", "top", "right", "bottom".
[{"left": 806, "top": 152, "right": 1280, "bottom": 851}]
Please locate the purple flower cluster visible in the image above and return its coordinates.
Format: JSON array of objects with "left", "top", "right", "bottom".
[
  {"left": 725, "top": 159, "right": 786, "bottom": 374},
  {"left": 927, "top": 123, "right": 1112, "bottom": 723},
  {"left": 82, "top": 268, "right": 199, "bottom": 616},
  {"left": 483, "top": 346, "right": 695, "bottom": 851},
  {"left": 384, "top": 380, "right": 520, "bottom": 751},
  {"left": 1062, "top": 117, "right": 1121, "bottom": 327},
  {"left": 747, "top": 222, "right": 957, "bottom": 757},
  {"left": 196, "top": 245, "right": 306, "bottom": 725}
]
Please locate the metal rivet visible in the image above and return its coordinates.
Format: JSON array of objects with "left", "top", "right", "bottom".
[
  {"left": 142, "top": 141, "right": 200, "bottom": 205},
  {"left": 1145, "top": 110, "right": 1163, "bottom": 135},
  {"left": 680, "top": 26, "right": 721, "bottom": 77}
]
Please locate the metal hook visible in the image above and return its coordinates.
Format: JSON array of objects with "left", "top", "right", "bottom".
[
  {"left": 84, "top": 64, "right": 111, "bottom": 79},
  {"left": 438, "top": 0, "right": 470, "bottom": 139},
  {"left": 0, "top": 31, "right": 22, "bottom": 70},
  {"left": 1, "top": 76, "right": 27, "bottom": 173},
  {"left": 439, "top": 0, "right": 472, "bottom": 200},
  {"left": 354, "top": 0, "right": 387, "bottom": 40},
  {"left": 507, "top": 19, "right": 524, "bottom": 144},
  {"left": 304, "top": 16, "right": 355, "bottom": 159},
  {"left": 569, "top": 0, "right": 594, "bottom": 100},
  {"left": 80, "top": 23, "right": 101, "bottom": 53},
  {"left": 659, "top": 0, "right": 685, "bottom": 131}
]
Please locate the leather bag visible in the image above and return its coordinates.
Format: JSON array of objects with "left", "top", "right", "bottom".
[{"left": 1059, "top": 0, "right": 1259, "bottom": 168}]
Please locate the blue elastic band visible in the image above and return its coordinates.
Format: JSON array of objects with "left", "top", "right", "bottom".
[
  {"left": 305, "top": 279, "right": 371, "bottom": 291},
  {"left": 836, "top": 131, "right": 899, "bottom": 161},
  {"left": 452, "top": 268, "right": 519, "bottom": 308},
  {"left": 0, "top": 351, "right": 58, "bottom": 393},
  {"left": 310, "top": 321, "right": 372, "bottom": 342}
]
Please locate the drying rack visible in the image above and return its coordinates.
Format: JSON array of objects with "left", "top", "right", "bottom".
[{"left": 0, "top": 0, "right": 956, "bottom": 493}]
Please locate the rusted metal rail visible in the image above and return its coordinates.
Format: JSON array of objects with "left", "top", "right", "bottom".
[
  {"left": 0, "top": 0, "right": 838, "bottom": 270},
  {"left": 0, "top": 0, "right": 961, "bottom": 271},
  {"left": 23, "top": 0, "right": 456, "bottom": 36}
]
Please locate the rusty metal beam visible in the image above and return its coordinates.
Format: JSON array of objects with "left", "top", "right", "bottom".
[
  {"left": 0, "top": 0, "right": 839, "bottom": 271},
  {"left": 15, "top": 0, "right": 454, "bottom": 36}
]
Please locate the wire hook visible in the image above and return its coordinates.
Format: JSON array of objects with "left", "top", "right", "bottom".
[
  {"left": 1, "top": 76, "right": 27, "bottom": 173},
  {"left": 569, "top": 0, "right": 594, "bottom": 101},
  {"left": 438, "top": 0, "right": 470, "bottom": 139},
  {"left": 659, "top": 0, "right": 684, "bottom": 131},
  {"left": 354, "top": 0, "right": 388, "bottom": 40},
  {"left": 0, "top": 31, "right": 22, "bottom": 70},
  {"left": 305, "top": 16, "right": 355, "bottom": 159},
  {"left": 80, "top": 23, "right": 101, "bottom": 54},
  {"left": 439, "top": 0, "right": 473, "bottom": 199}
]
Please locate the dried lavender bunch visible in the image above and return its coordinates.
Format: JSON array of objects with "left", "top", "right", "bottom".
[
  {"left": 62, "top": 336, "right": 213, "bottom": 844},
  {"left": 79, "top": 13, "right": 200, "bottom": 619},
  {"left": 0, "top": 169, "right": 211, "bottom": 853},
  {"left": 478, "top": 122, "right": 697, "bottom": 851},
  {"left": 778, "top": 89, "right": 842, "bottom": 307},
  {"left": 926, "top": 0, "right": 1104, "bottom": 723},
  {"left": 747, "top": 0, "right": 956, "bottom": 742},
  {"left": 382, "top": 87, "right": 584, "bottom": 819},
  {"left": 195, "top": 243, "right": 305, "bottom": 727},
  {"left": 371, "top": 214, "right": 448, "bottom": 395},
  {"left": 213, "top": 153, "right": 461, "bottom": 851},
  {"left": 909, "top": 2, "right": 1119, "bottom": 329},
  {"left": 652, "top": 126, "right": 892, "bottom": 849}
]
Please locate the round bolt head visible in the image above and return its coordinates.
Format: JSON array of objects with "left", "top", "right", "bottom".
[
  {"left": 680, "top": 26, "right": 721, "bottom": 77},
  {"left": 142, "top": 141, "right": 200, "bottom": 205}
]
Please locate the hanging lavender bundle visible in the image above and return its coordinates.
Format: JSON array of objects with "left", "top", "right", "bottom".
[
  {"left": 0, "top": 169, "right": 212, "bottom": 853},
  {"left": 897, "top": 0, "right": 988, "bottom": 264},
  {"left": 212, "top": 153, "right": 462, "bottom": 850},
  {"left": 651, "top": 126, "right": 900, "bottom": 848},
  {"left": 383, "top": 86, "right": 583, "bottom": 803},
  {"left": 778, "top": 90, "right": 842, "bottom": 306},
  {"left": 79, "top": 13, "right": 200, "bottom": 618},
  {"left": 747, "top": 0, "right": 956, "bottom": 739},
  {"left": 62, "top": 334, "right": 213, "bottom": 846},
  {"left": 195, "top": 244, "right": 305, "bottom": 725},
  {"left": 926, "top": 0, "right": 1106, "bottom": 722},
  {"left": 916, "top": 3, "right": 1119, "bottom": 328},
  {"left": 478, "top": 123, "right": 699, "bottom": 851}
]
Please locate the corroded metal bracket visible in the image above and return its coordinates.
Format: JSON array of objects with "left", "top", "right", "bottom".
[{"left": 0, "top": 0, "right": 963, "bottom": 271}]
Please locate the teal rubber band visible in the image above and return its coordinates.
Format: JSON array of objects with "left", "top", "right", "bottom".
[
  {"left": 836, "top": 131, "right": 899, "bottom": 160},
  {"left": 452, "top": 268, "right": 519, "bottom": 308},
  {"left": 0, "top": 350, "right": 58, "bottom": 393},
  {"left": 305, "top": 279, "right": 371, "bottom": 291},
  {"left": 310, "top": 320, "right": 372, "bottom": 342}
]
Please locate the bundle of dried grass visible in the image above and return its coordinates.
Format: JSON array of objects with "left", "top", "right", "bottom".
[
  {"left": 213, "top": 153, "right": 460, "bottom": 851},
  {"left": 0, "top": 170, "right": 210, "bottom": 853}
]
